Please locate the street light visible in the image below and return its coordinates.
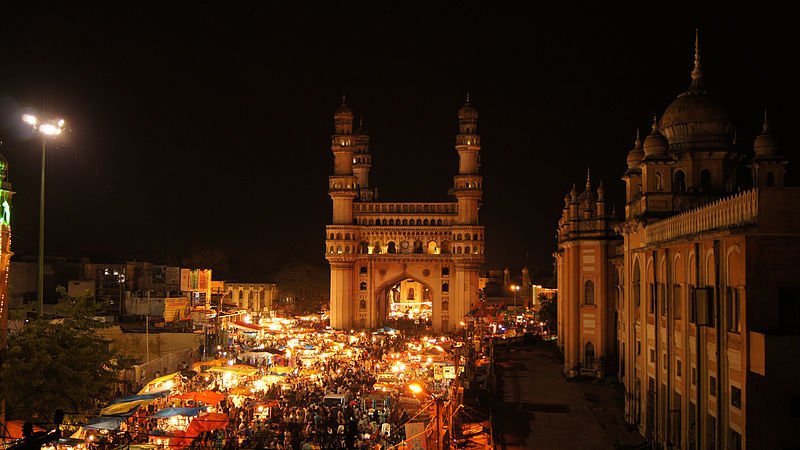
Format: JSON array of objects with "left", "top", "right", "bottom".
[
  {"left": 22, "top": 114, "right": 65, "bottom": 319},
  {"left": 408, "top": 382, "right": 444, "bottom": 450},
  {"left": 511, "top": 284, "right": 520, "bottom": 310}
]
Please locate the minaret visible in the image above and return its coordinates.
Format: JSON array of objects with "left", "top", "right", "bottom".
[
  {"left": 454, "top": 94, "right": 482, "bottom": 224},
  {"left": 352, "top": 117, "right": 374, "bottom": 201},
  {"left": 329, "top": 97, "right": 358, "bottom": 224},
  {"left": 327, "top": 97, "right": 359, "bottom": 330},
  {"left": 448, "top": 95, "right": 485, "bottom": 332}
]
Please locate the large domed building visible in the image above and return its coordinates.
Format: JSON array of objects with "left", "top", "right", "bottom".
[{"left": 556, "top": 31, "right": 800, "bottom": 449}]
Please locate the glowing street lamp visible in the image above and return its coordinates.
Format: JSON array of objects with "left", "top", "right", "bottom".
[
  {"left": 511, "top": 284, "right": 520, "bottom": 310},
  {"left": 22, "top": 114, "right": 65, "bottom": 318},
  {"left": 408, "top": 383, "right": 444, "bottom": 450}
]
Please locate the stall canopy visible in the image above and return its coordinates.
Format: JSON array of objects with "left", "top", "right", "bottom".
[
  {"left": 84, "top": 416, "right": 127, "bottom": 430},
  {"left": 138, "top": 371, "right": 181, "bottom": 394},
  {"left": 2, "top": 420, "right": 45, "bottom": 440},
  {"left": 172, "top": 390, "right": 225, "bottom": 405},
  {"left": 169, "top": 413, "right": 229, "bottom": 449},
  {"left": 268, "top": 366, "right": 293, "bottom": 375},
  {"left": 206, "top": 366, "right": 258, "bottom": 376},
  {"left": 151, "top": 407, "right": 205, "bottom": 418},
  {"left": 100, "top": 399, "right": 145, "bottom": 417},
  {"left": 110, "top": 391, "right": 169, "bottom": 404}
]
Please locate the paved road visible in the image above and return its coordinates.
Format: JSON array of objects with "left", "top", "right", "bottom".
[{"left": 491, "top": 340, "right": 645, "bottom": 450}]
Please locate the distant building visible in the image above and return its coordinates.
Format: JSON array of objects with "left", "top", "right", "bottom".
[
  {"left": 0, "top": 153, "right": 13, "bottom": 348},
  {"left": 556, "top": 32, "right": 800, "bottom": 449},
  {"left": 225, "top": 282, "right": 277, "bottom": 313}
]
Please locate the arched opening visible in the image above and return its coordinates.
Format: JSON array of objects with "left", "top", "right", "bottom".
[
  {"left": 416, "top": 219, "right": 422, "bottom": 226},
  {"left": 402, "top": 219, "right": 408, "bottom": 225},
  {"left": 585, "top": 342, "right": 595, "bottom": 369},
  {"left": 437, "top": 219, "right": 442, "bottom": 225},
  {"left": 674, "top": 170, "right": 686, "bottom": 193},
  {"left": 387, "top": 242, "right": 397, "bottom": 254},
  {"left": 360, "top": 281, "right": 367, "bottom": 291},
  {"left": 376, "top": 277, "right": 434, "bottom": 332},
  {"left": 423, "top": 219, "right": 429, "bottom": 226},
  {"left": 584, "top": 280, "right": 595, "bottom": 305},
  {"left": 655, "top": 172, "right": 663, "bottom": 191},
  {"left": 440, "top": 241, "right": 451, "bottom": 254},
  {"left": 360, "top": 266, "right": 368, "bottom": 274},
  {"left": 464, "top": 246, "right": 471, "bottom": 254},
  {"left": 413, "top": 240, "right": 424, "bottom": 254},
  {"left": 442, "top": 267, "right": 450, "bottom": 276},
  {"left": 427, "top": 241, "right": 438, "bottom": 254},
  {"left": 373, "top": 242, "right": 382, "bottom": 254}
]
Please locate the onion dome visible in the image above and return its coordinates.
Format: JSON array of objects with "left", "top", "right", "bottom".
[
  {"left": 659, "top": 30, "right": 735, "bottom": 149},
  {"left": 458, "top": 93, "right": 478, "bottom": 121},
  {"left": 644, "top": 116, "right": 668, "bottom": 157},
  {"left": 564, "top": 192, "right": 571, "bottom": 207},
  {"left": 627, "top": 129, "right": 644, "bottom": 168},
  {"left": 754, "top": 110, "right": 779, "bottom": 158},
  {"left": 335, "top": 95, "right": 353, "bottom": 118}
]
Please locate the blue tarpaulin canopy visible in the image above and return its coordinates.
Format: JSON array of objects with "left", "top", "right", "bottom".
[
  {"left": 84, "top": 416, "right": 126, "bottom": 430},
  {"left": 302, "top": 344, "right": 315, "bottom": 350},
  {"left": 151, "top": 407, "right": 205, "bottom": 418},
  {"left": 109, "top": 391, "right": 169, "bottom": 404}
]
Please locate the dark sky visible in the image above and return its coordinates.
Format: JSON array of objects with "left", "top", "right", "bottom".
[{"left": 0, "top": 4, "right": 794, "bottom": 282}]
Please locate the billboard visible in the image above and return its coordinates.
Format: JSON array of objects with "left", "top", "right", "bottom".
[{"left": 181, "top": 269, "right": 212, "bottom": 292}]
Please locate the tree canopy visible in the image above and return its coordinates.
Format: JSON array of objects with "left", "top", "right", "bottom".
[{"left": 0, "top": 290, "right": 132, "bottom": 421}]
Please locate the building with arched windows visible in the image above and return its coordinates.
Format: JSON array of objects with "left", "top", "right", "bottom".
[
  {"left": 326, "top": 97, "right": 485, "bottom": 332},
  {"left": 556, "top": 32, "right": 800, "bottom": 449}
]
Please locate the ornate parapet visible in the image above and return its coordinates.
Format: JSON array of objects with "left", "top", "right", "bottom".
[{"left": 643, "top": 188, "right": 759, "bottom": 245}]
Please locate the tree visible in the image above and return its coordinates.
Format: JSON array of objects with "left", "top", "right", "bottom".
[
  {"left": 270, "top": 259, "right": 329, "bottom": 314},
  {"left": 0, "top": 289, "right": 133, "bottom": 421},
  {"left": 538, "top": 293, "right": 558, "bottom": 335}
]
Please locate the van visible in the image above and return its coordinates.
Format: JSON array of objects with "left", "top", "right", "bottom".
[{"left": 322, "top": 393, "right": 348, "bottom": 407}]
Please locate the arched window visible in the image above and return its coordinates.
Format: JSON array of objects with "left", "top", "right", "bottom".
[
  {"left": 465, "top": 234, "right": 471, "bottom": 241},
  {"left": 336, "top": 233, "right": 342, "bottom": 239},
  {"left": 416, "top": 219, "right": 422, "bottom": 225},
  {"left": 407, "top": 288, "right": 415, "bottom": 300},
  {"left": 359, "top": 299, "right": 367, "bottom": 309},
  {"left": 456, "top": 247, "right": 462, "bottom": 254},
  {"left": 442, "top": 301, "right": 449, "bottom": 311},
  {"left": 382, "top": 219, "right": 387, "bottom": 226},
  {"left": 387, "top": 242, "right": 397, "bottom": 254},
  {"left": 473, "top": 233, "right": 478, "bottom": 240},
  {"left": 329, "top": 233, "right": 335, "bottom": 240},
  {"left": 585, "top": 342, "right": 595, "bottom": 369},
  {"left": 437, "top": 219, "right": 442, "bottom": 225},
  {"left": 414, "top": 241, "right": 423, "bottom": 254},
  {"left": 767, "top": 172, "right": 775, "bottom": 187},
  {"left": 674, "top": 170, "right": 686, "bottom": 193},
  {"left": 655, "top": 172, "right": 663, "bottom": 191},
  {"left": 239, "top": 291, "right": 244, "bottom": 300},
  {"left": 457, "top": 233, "right": 463, "bottom": 240},
  {"left": 423, "top": 219, "right": 429, "bottom": 226},
  {"left": 360, "top": 266, "right": 368, "bottom": 274},
  {"left": 442, "top": 267, "right": 450, "bottom": 276},
  {"left": 389, "top": 219, "right": 395, "bottom": 226},
  {"left": 345, "top": 233, "right": 350, "bottom": 240},
  {"left": 633, "top": 260, "right": 641, "bottom": 307},
  {"left": 700, "top": 169, "right": 712, "bottom": 193},
  {"left": 464, "top": 246, "right": 471, "bottom": 254},
  {"left": 442, "top": 282, "right": 449, "bottom": 292},
  {"left": 584, "top": 280, "right": 595, "bottom": 305},
  {"left": 260, "top": 290, "right": 265, "bottom": 300},
  {"left": 374, "top": 242, "right": 382, "bottom": 254},
  {"left": 360, "top": 282, "right": 367, "bottom": 291},
  {"left": 402, "top": 219, "right": 408, "bottom": 225}
]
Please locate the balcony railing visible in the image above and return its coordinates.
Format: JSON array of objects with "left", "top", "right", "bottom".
[{"left": 643, "top": 189, "right": 758, "bottom": 245}]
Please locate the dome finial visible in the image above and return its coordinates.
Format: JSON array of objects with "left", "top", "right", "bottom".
[
  {"left": 585, "top": 167, "right": 592, "bottom": 189},
  {"left": 690, "top": 28, "right": 704, "bottom": 90},
  {"left": 762, "top": 109, "right": 770, "bottom": 133},
  {"left": 651, "top": 114, "right": 659, "bottom": 132},
  {"left": 636, "top": 128, "right": 641, "bottom": 141}
]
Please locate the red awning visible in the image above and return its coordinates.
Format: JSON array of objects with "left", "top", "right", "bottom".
[{"left": 173, "top": 390, "right": 225, "bottom": 405}]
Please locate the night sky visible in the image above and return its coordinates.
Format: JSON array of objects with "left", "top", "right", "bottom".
[{"left": 0, "top": 4, "right": 794, "bottom": 282}]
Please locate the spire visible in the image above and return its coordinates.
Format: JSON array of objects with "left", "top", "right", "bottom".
[
  {"left": 651, "top": 114, "right": 659, "bottom": 133},
  {"left": 586, "top": 167, "right": 591, "bottom": 186},
  {"left": 466, "top": 92, "right": 470, "bottom": 104},
  {"left": 690, "top": 28, "right": 704, "bottom": 90},
  {"left": 341, "top": 92, "right": 347, "bottom": 104},
  {"left": 597, "top": 180, "right": 605, "bottom": 200},
  {"left": 636, "top": 128, "right": 641, "bottom": 143},
  {"left": 762, "top": 109, "right": 771, "bottom": 133}
]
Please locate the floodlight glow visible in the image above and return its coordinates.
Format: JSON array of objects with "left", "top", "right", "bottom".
[{"left": 22, "top": 114, "right": 37, "bottom": 125}]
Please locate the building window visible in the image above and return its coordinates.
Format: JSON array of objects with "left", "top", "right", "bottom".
[
  {"left": 360, "top": 266, "right": 368, "bottom": 274},
  {"left": 655, "top": 172, "right": 663, "bottom": 191},
  {"left": 442, "top": 301, "right": 449, "bottom": 311},
  {"left": 636, "top": 341, "right": 641, "bottom": 356},
  {"left": 710, "top": 376, "right": 717, "bottom": 397},
  {"left": 359, "top": 299, "right": 366, "bottom": 310},
  {"left": 726, "top": 287, "right": 741, "bottom": 333},
  {"left": 360, "top": 282, "right": 367, "bottom": 291},
  {"left": 633, "top": 261, "right": 641, "bottom": 308},
  {"left": 239, "top": 291, "right": 244, "bottom": 300},
  {"left": 673, "top": 284, "right": 682, "bottom": 319},
  {"left": 442, "top": 282, "right": 449, "bottom": 292},
  {"left": 691, "top": 367, "right": 697, "bottom": 385},
  {"left": 650, "top": 349, "right": 655, "bottom": 363},
  {"left": 674, "top": 170, "right": 686, "bottom": 193},
  {"left": 584, "top": 280, "right": 595, "bottom": 305},
  {"left": 248, "top": 291, "right": 254, "bottom": 300},
  {"left": 648, "top": 283, "right": 656, "bottom": 314},
  {"left": 585, "top": 342, "right": 595, "bottom": 369},
  {"left": 729, "top": 429, "right": 742, "bottom": 450},
  {"left": 676, "top": 360, "right": 682, "bottom": 377},
  {"left": 442, "top": 267, "right": 450, "bottom": 276},
  {"left": 731, "top": 386, "right": 742, "bottom": 409}
]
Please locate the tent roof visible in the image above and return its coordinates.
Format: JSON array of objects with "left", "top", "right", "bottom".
[{"left": 151, "top": 407, "right": 204, "bottom": 418}]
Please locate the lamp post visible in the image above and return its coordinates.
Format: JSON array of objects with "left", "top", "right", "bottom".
[
  {"left": 409, "top": 383, "right": 444, "bottom": 450},
  {"left": 511, "top": 284, "right": 520, "bottom": 310},
  {"left": 22, "top": 114, "right": 65, "bottom": 319}
]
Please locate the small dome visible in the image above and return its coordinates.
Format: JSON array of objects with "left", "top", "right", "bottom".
[
  {"left": 335, "top": 102, "right": 353, "bottom": 118},
  {"left": 626, "top": 130, "right": 644, "bottom": 168},
  {"left": 458, "top": 102, "right": 478, "bottom": 121},
  {"left": 658, "top": 31, "right": 735, "bottom": 148},
  {"left": 754, "top": 112, "right": 779, "bottom": 157},
  {"left": 644, "top": 118, "right": 668, "bottom": 157}
]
